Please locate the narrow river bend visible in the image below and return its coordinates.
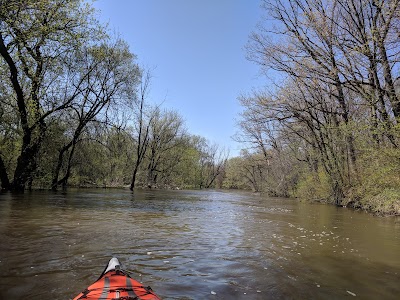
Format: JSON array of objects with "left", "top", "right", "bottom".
[{"left": 0, "top": 189, "right": 399, "bottom": 299}]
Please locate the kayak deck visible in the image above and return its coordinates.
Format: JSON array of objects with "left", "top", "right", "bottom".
[{"left": 73, "top": 258, "right": 161, "bottom": 300}]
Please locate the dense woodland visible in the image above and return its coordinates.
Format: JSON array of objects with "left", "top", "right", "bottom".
[
  {"left": 233, "top": 0, "right": 400, "bottom": 214},
  {"left": 0, "top": 0, "right": 229, "bottom": 192},
  {"left": 0, "top": 0, "right": 399, "bottom": 214}
]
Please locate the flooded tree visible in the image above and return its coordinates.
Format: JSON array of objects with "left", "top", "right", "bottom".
[
  {"left": 0, "top": 0, "right": 107, "bottom": 191},
  {"left": 129, "top": 71, "right": 155, "bottom": 190},
  {"left": 196, "top": 138, "right": 228, "bottom": 189},
  {"left": 50, "top": 40, "right": 140, "bottom": 190},
  {"left": 145, "top": 108, "right": 186, "bottom": 188}
]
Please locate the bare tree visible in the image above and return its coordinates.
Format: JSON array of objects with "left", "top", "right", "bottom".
[{"left": 129, "top": 70, "right": 153, "bottom": 190}]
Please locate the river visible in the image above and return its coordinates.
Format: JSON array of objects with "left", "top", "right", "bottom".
[{"left": 0, "top": 189, "right": 399, "bottom": 299}]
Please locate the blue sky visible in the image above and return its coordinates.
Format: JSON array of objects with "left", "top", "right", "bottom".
[{"left": 93, "top": 0, "right": 266, "bottom": 157}]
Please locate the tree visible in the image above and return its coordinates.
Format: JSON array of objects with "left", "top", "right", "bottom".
[
  {"left": 196, "top": 138, "right": 228, "bottom": 189},
  {"left": 223, "top": 156, "right": 249, "bottom": 190},
  {"left": 50, "top": 39, "right": 139, "bottom": 190},
  {"left": 0, "top": 0, "right": 105, "bottom": 191},
  {"left": 241, "top": 0, "right": 399, "bottom": 204},
  {"left": 249, "top": 0, "right": 357, "bottom": 174},
  {"left": 129, "top": 70, "right": 153, "bottom": 190},
  {"left": 145, "top": 108, "right": 186, "bottom": 188},
  {"left": 333, "top": 0, "right": 399, "bottom": 146},
  {"left": 103, "top": 127, "right": 135, "bottom": 187}
]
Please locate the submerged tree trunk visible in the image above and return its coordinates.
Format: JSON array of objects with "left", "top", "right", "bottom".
[
  {"left": 12, "top": 133, "right": 44, "bottom": 191},
  {"left": 130, "top": 168, "right": 138, "bottom": 190},
  {"left": 51, "top": 137, "right": 79, "bottom": 190},
  {"left": 51, "top": 141, "right": 73, "bottom": 190},
  {"left": 0, "top": 153, "right": 10, "bottom": 191},
  {"left": 0, "top": 33, "right": 43, "bottom": 192},
  {"left": 130, "top": 71, "right": 152, "bottom": 191}
]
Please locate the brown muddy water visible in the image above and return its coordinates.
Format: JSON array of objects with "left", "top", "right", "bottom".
[{"left": 0, "top": 189, "right": 399, "bottom": 299}]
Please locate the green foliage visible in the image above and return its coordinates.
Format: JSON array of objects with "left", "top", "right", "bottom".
[
  {"left": 0, "top": 0, "right": 111, "bottom": 190},
  {"left": 345, "top": 147, "right": 400, "bottom": 215},
  {"left": 294, "top": 146, "right": 400, "bottom": 215},
  {"left": 104, "top": 129, "right": 135, "bottom": 186},
  {"left": 360, "top": 189, "right": 400, "bottom": 216},
  {"left": 32, "top": 120, "right": 70, "bottom": 187},
  {"left": 223, "top": 157, "right": 250, "bottom": 190},
  {"left": 68, "top": 139, "right": 107, "bottom": 187},
  {"left": 295, "top": 171, "right": 331, "bottom": 203},
  {"left": 0, "top": 0, "right": 229, "bottom": 191}
]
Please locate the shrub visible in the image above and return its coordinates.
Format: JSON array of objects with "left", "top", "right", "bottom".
[{"left": 296, "top": 170, "right": 331, "bottom": 203}]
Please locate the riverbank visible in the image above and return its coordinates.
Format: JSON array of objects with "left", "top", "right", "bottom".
[
  {"left": 295, "top": 146, "right": 400, "bottom": 216},
  {"left": 298, "top": 180, "right": 400, "bottom": 216},
  {"left": 305, "top": 195, "right": 400, "bottom": 217},
  {"left": 8, "top": 179, "right": 400, "bottom": 217},
  {"left": 344, "top": 189, "right": 400, "bottom": 216},
  {"left": 299, "top": 184, "right": 400, "bottom": 216}
]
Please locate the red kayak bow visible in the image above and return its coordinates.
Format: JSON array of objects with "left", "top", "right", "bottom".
[{"left": 73, "top": 257, "right": 161, "bottom": 300}]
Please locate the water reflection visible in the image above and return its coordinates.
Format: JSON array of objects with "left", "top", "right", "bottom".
[{"left": 0, "top": 189, "right": 399, "bottom": 299}]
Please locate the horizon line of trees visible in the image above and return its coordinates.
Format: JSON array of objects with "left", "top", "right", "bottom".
[{"left": 2, "top": 0, "right": 399, "bottom": 213}]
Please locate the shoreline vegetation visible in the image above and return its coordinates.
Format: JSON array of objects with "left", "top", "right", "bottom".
[
  {"left": 11, "top": 181, "right": 400, "bottom": 217},
  {"left": 0, "top": 1, "right": 399, "bottom": 216}
]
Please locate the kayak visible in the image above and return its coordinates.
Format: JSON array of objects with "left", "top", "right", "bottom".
[{"left": 73, "top": 257, "right": 161, "bottom": 300}]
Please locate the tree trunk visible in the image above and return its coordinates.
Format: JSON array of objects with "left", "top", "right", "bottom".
[
  {"left": 0, "top": 153, "right": 10, "bottom": 191},
  {"left": 333, "top": 180, "right": 344, "bottom": 206},
  {"left": 0, "top": 33, "right": 40, "bottom": 192},
  {"left": 130, "top": 164, "right": 139, "bottom": 190},
  {"left": 12, "top": 137, "right": 41, "bottom": 191},
  {"left": 51, "top": 140, "right": 74, "bottom": 190},
  {"left": 376, "top": 22, "right": 400, "bottom": 118}
]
